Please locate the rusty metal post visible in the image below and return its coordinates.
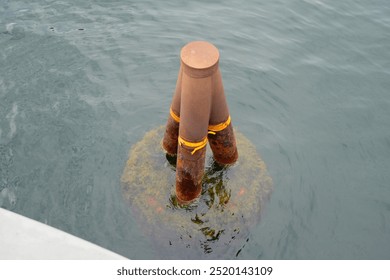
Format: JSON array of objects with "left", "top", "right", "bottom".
[
  {"left": 175, "top": 41, "right": 219, "bottom": 203},
  {"left": 163, "top": 41, "right": 238, "bottom": 203},
  {"left": 208, "top": 65, "right": 238, "bottom": 165},
  {"left": 162, "top": 65, "right": 182, "bottom": 155}
]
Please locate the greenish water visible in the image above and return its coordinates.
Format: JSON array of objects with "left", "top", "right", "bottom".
[{"left": 1, "top": 0, "right": 390, "bottom": 259}]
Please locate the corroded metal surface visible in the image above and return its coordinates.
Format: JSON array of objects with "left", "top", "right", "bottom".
[
  {"left": 162, "top": 41, "right": 238, "bottom": 203},
  {"left": 208, "top": 123, "right": 238, "bottom": 165},
  {"left": 175, "top": 144, "right": 206, "bottom": 203},
  {"left": 162, "top": 116, "right": 179, "bottom": 155}
]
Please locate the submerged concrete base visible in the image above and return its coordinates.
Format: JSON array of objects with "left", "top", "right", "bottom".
[
  {"left": 121, "top": 126, "right": 273, "bottom": 259},
  {"left": 0, "top": 208, "right": 127, "bottom": 260}
]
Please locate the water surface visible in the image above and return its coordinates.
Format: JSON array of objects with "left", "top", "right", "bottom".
[{"left": 1, "top": 0, "right": 389, "bottom": 259}]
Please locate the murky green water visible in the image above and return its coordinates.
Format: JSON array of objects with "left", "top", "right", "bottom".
[{"left": 1, "top": 0, "right": 389, "bottom": 259}]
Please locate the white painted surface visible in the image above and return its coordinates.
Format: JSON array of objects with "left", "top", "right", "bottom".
[{"left": 0, "top": 208, "right": 127, "bottom": 259}]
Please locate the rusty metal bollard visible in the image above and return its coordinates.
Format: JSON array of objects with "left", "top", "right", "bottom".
[
  {"left": 162, "top": 65, "right": 182, "bottom": 156},
  {"left": 207, "top": 54, "right": 238, "bottom": 165},
  {"left": 162, "top": 41, "right": 238, "bottom": 203}
]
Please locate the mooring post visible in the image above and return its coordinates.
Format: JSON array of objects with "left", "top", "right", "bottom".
[{"left": 162, "top": 41, "right": 238, "bottom": 203}]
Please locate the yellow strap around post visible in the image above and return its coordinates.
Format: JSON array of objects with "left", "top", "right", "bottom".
[
  {"left": 170, "top": 107, "right": 180, "bottom": 123},
  {"left": 208, "top": 115, "right": 231, "bottom": 134},
  {"left": 178, "top": 135, "right": 208, "bottom": 155}
]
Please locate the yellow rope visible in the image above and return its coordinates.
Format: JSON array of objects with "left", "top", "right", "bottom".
[
  {"left": 170, "top": 111, "right": 231, "bottom": 153},
  {"left": 170, "top": 107, "right": 180, "bottom": 123},
  {"left": 178, "top": 135, "right": 208, "bottom": 155},
  {"left": 208, "top": 115, "right": 231, "bottom": 134}
]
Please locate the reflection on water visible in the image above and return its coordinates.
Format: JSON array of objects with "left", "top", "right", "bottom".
[{"left": 121, "top": 127, "right": 272, "bottom": 259}]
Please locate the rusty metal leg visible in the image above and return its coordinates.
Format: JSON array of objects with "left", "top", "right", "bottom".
[
  {"left": 175, "top": 41, "right": 218, "bottom": 203},
  {"left": 208, "top": 67, "right": 238, "bottom": 165},
  {"left": 162, "top": 65, "right": 182, "bottom": 155},
  {"left": 208, "top": 122, "right": 238, "bottom": 165},
  {"left": 176, "top": 141, "right": 207, "bottom": 203}
]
